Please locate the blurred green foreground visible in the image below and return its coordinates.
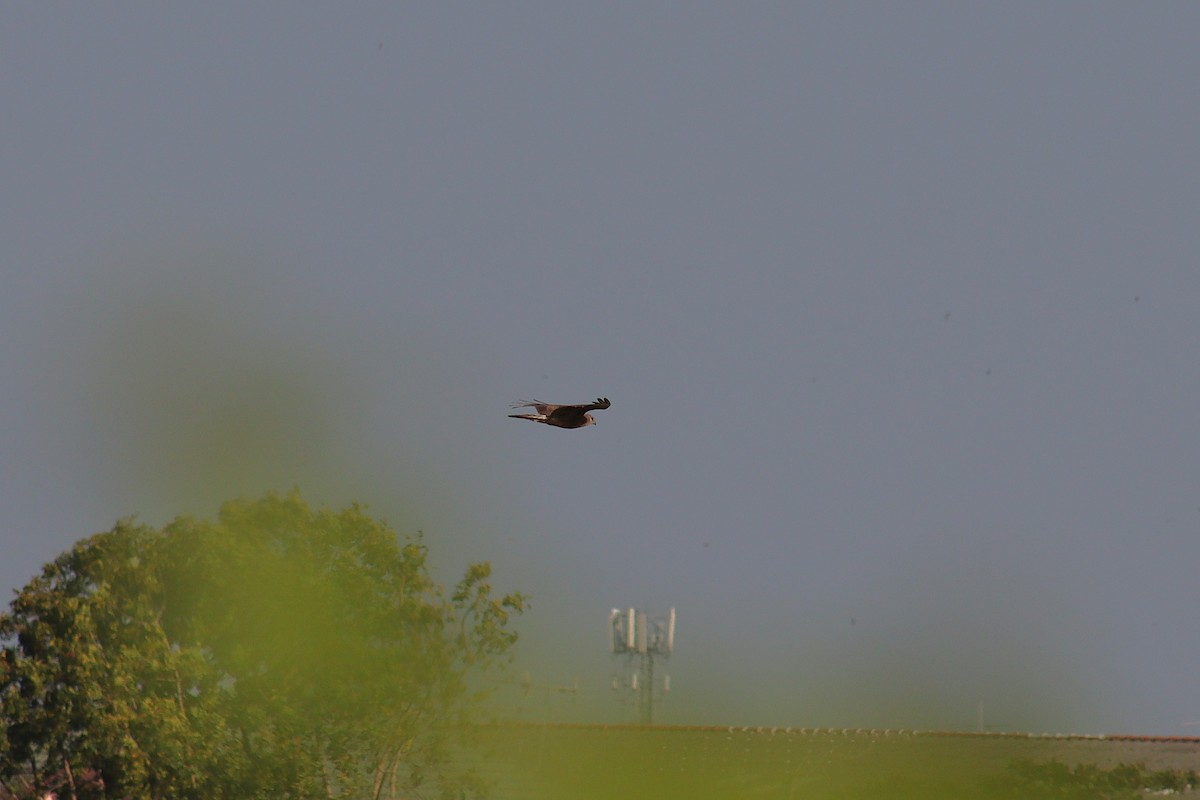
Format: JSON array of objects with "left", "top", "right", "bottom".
[{"left": 473, "top": 724, "right": 1200, "bottom": 800}]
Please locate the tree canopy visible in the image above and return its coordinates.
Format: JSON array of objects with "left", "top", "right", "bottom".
[{"left": 0, "top": 492, "right": 525, "bottom": 800}]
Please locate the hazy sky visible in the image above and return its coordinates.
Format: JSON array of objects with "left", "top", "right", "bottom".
[{"left": 4, "top": 5, "right": 1198, "bottom": 734}]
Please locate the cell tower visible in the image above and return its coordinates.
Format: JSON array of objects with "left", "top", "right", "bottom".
[{"left": 609, "top": 607, "right": 675, "bottom": 724}]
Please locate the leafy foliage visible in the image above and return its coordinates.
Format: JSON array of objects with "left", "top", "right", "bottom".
[
  {"left": 992, "top": 758, "right": 1200, "bottom": 799},
  {"left": 0, "top": 492, "right": 525, "bottom": 800}
]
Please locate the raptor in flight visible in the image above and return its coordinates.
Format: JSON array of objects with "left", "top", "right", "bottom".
[{"left": 509, "top": 397, "right": 611, "bottom": 429}]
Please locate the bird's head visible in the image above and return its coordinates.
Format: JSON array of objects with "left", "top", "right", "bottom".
[{"left": 583, "top": 414, "right": 597, "bottom": 427}]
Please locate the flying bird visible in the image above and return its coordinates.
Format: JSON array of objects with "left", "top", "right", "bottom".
[{"left": 509, "top": 397, "right": 611, "bottom": 429}]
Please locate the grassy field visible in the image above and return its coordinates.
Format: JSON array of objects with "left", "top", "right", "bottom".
[{"left": 474, "top": 724, "right": 1200, "bottom": 800}]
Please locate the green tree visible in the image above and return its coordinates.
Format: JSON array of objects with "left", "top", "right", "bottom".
[{"left": 0, "top": 491, "right": 525, "bottom": 800}]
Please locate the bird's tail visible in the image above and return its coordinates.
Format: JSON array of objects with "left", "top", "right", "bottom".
[{"left": 508, "top": 414, "right": 545, "bottom": 422}]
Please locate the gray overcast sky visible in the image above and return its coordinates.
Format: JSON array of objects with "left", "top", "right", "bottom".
[{"left": 3, "top": 5, "right": 1198, "bottom": 734}]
